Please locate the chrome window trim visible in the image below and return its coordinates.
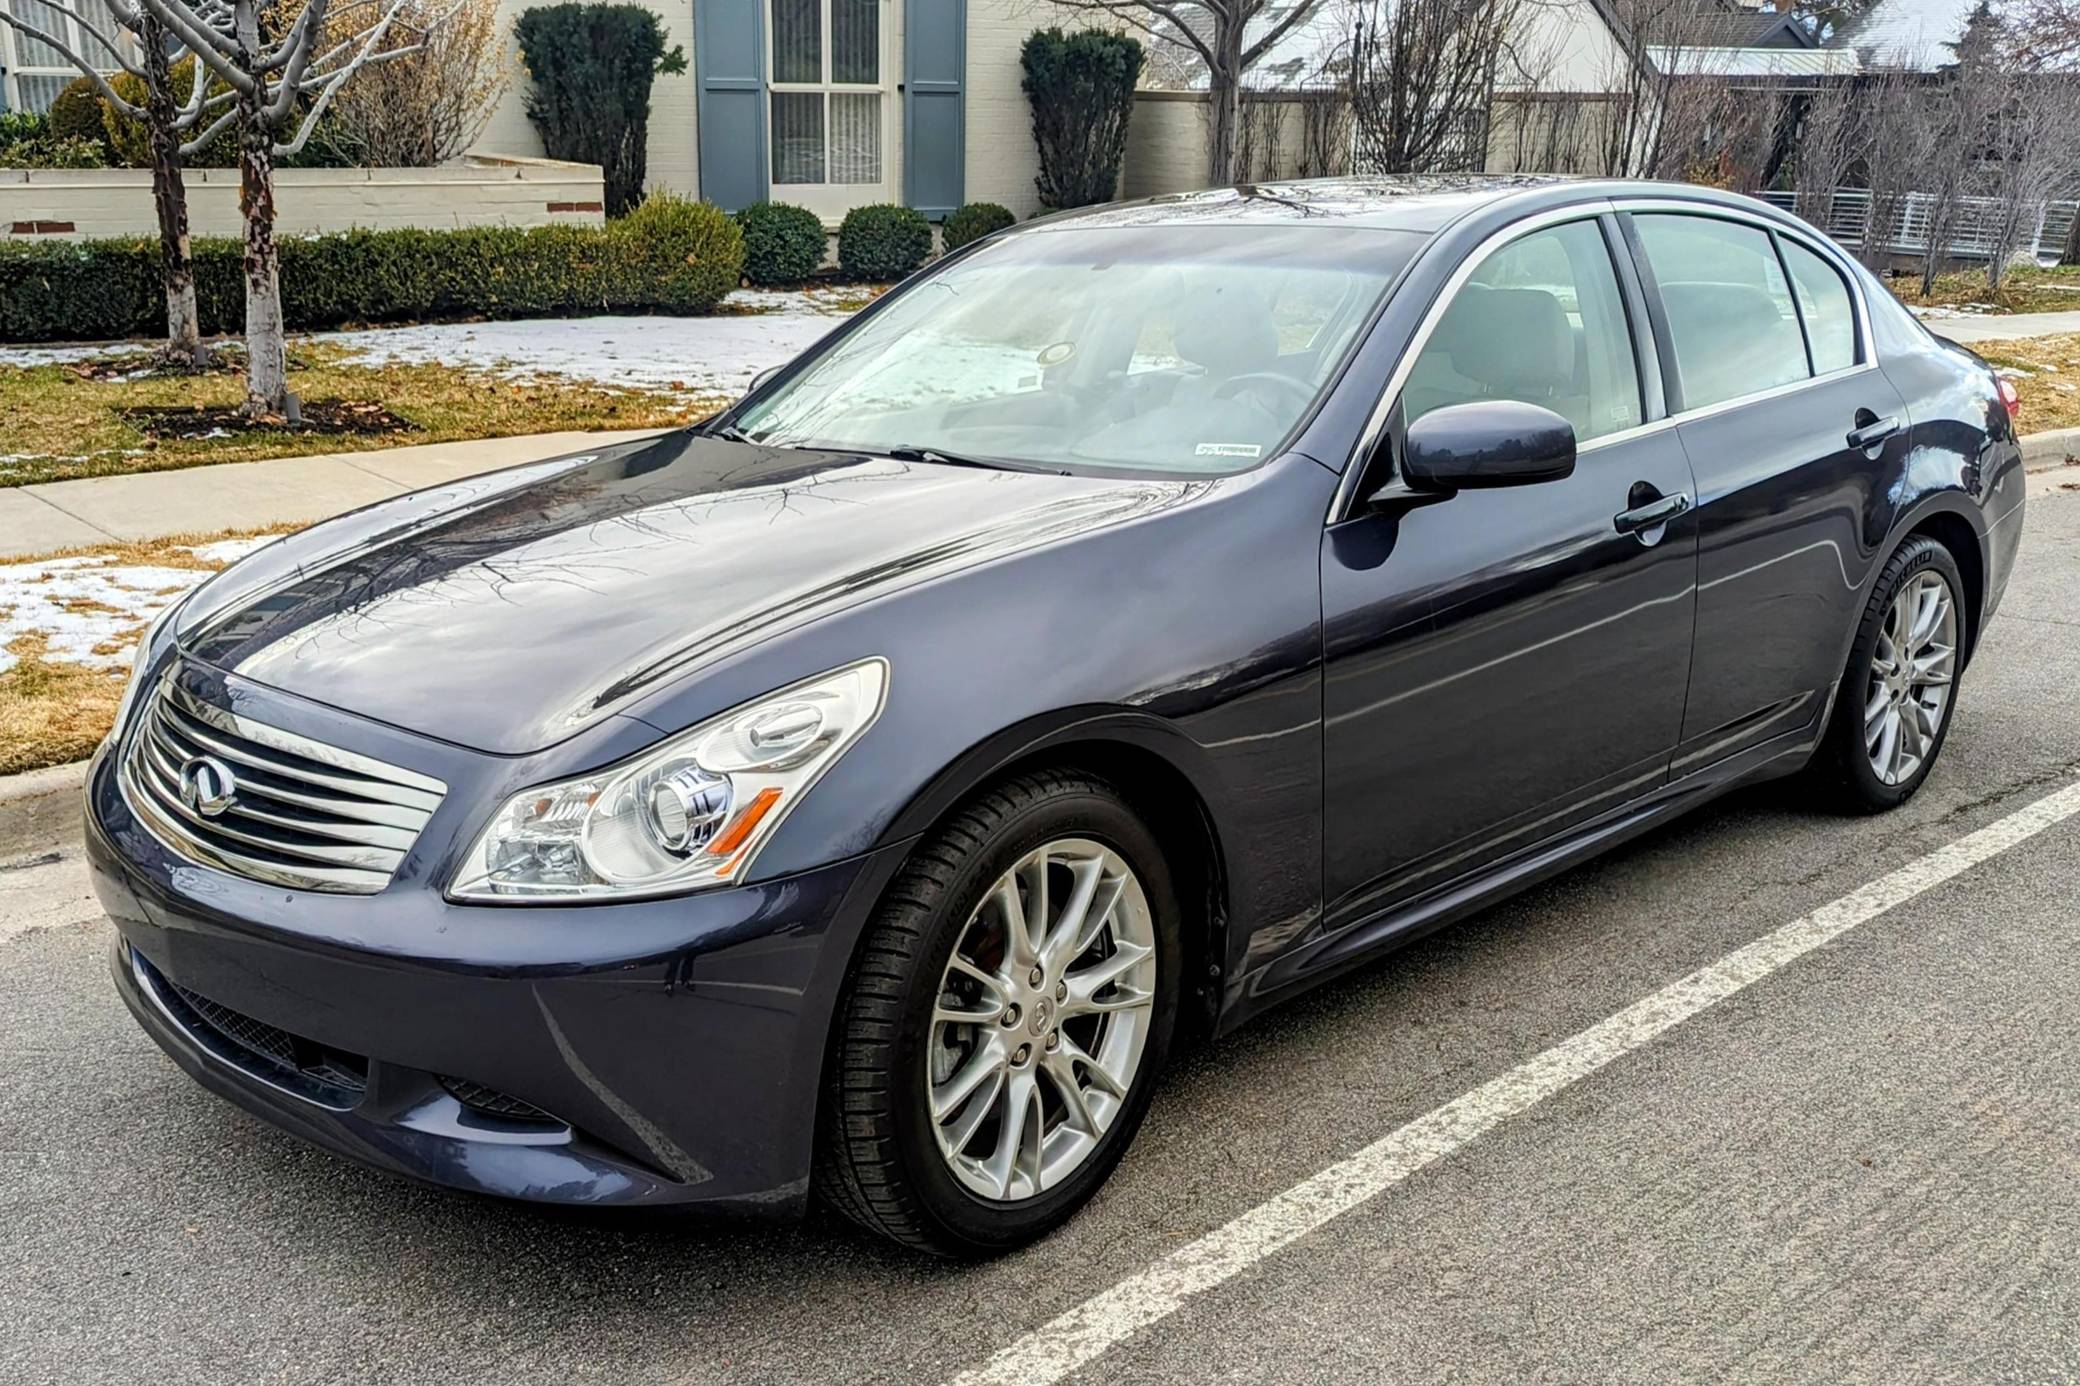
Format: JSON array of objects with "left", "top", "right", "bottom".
[{"left": 1332, "top": 193, "right": 1879, "bottom": 524}]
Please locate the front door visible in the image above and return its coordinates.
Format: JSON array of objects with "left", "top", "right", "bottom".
[{"left": 1321, "top": 215, "right": 1699, "bottom": 929}]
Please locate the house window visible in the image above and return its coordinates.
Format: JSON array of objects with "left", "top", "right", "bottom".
[
  {"left": 768, "top": 0, "right": 886, "bottom": 193},
  {"left": 3, "top": 0, "right": 124, "bottom": 112}
]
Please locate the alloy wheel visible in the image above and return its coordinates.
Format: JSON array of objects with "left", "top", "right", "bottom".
[
  {"left": 925, "top": 838, "right": 1157, "bottom": 1202},
  {"left": 1865, "top": 569, "right": 1958, "bottom": 786}
]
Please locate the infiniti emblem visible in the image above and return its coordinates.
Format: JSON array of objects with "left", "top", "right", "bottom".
[{"left": 178, "top": 755, "right": 238, "bottom": 818}]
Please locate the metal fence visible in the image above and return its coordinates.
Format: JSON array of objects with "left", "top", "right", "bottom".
[{"left": 1761, "top": 188, "right": 2078, "bottom": 266}]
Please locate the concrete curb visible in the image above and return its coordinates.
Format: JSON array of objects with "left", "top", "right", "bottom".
[
  {"left": 0, "top": 758, "right": 89, "bottom": 862},
  {"left": 2021, "top": 427, "right": 2080, "bottom": 471}
]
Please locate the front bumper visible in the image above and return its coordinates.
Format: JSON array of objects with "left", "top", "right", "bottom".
[{"left": 87, "top": 739, "right": 913, "bottom": 1215}]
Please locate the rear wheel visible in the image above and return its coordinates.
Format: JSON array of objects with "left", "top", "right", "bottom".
[
  {"left": 818, "top": 771, "right": 1180, "bottom": 1256},
  {"left": 1811, "top": 536, "right": 1965, "bottom": 812}
]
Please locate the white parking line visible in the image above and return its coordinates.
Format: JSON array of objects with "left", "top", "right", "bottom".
[{"left": 948, "top": 779, "right": 2080, "bottom": 1386}]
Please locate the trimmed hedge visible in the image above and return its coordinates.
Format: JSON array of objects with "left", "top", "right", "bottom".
[
  {"left": 838, "top": 203, "right": 932, "bottom": 280},
  {"left": 942, "top": 201, "right": 1015, "bottom": 252},
  {"left": 0, "top": 195, "right": 744, "bottom": 343},
  {"left": 0, "top": 135, "right": 108, "bottom": 169},
  {"left": 736, "top": 200, "right": 826, "bottom": 285}
]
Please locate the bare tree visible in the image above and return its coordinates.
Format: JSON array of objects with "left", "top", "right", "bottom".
[
  {"left": 1856, "top": 69, "right": 1936, "bottom": 275},
  {"left": 314, "top": 0, "right": 503, "bottom": 167},
  {"left": 1789, "top": 79, "right": 1864, "bottom": 237},
  {"left": 119, "top": 0, "right": 445, "bottom": 417},
  {"left": 1590, "top": 0, "right": 1701, "bottom": 177},
  {"left": 1914, "top": 10, "right": 2013, "bottom": 294},
  {"left": 2011, "top": 0, "right": 2080, "bottom": 66},
  {"left": 1051, "top": 0, "right": 1334, "bottom": 185},
  {"left": 1981, "top": 69, "right": 2080, "bottom": 288},
  {"left": 0, "top": 3, "right": 218, "bottom": 363},
  {"left": 1346, "top": 0, "right": 1524, "bottom": 174}
]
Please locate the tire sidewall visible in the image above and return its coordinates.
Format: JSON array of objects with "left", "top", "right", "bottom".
[
  {"left": 887, "top": 786, "right": 1181, "bottom": 1253},
  {"left": 1834, "top": 537, "right": 1966, "bottom": 809}
]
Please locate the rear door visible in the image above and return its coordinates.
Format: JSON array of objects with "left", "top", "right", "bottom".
[
  {"left": 1621, "top": 210, "right": 1912, "bottom": 771},
  {"left": 1320, "top": 213, "right": 1699, "bottom": 927}
]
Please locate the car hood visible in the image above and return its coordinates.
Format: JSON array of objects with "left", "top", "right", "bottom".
[{"left": 179, "top": 433, "right": 1193, "bottom": 754}]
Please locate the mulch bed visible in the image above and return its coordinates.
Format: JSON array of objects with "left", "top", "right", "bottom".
[{"left": 118, "top": 401, "right": 417, "bottom": 440}]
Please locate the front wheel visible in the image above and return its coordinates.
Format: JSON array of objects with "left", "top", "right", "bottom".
[
  {"left": 1811, "top": 536, "right": 1966, "bottom": 812},
  {"left": 817, "top": 771, "right": 1180, "bottom": 1256}
]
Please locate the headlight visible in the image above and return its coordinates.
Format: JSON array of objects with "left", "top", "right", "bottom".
[
  {"left": 449, "top": 658, "right": 888, "bottom": 901},
  {"left": 109, "top": 596, "right": 186, "bottom": 744}
]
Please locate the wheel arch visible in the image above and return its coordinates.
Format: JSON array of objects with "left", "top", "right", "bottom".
[
  {"left": 878, "top": 708, "right": 1234, "bottom": 1042},
  {"left": 1891, "top": 499, "right": 1987, "bottom": 666}
]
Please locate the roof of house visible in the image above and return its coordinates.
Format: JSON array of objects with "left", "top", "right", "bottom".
[
  {"left": 1650, "top": 45, "right": 1860, "bottom": 75},
  {"left": 1676, "top": 0, "right": 1818, "bottom": 49},
  {"left": 1837, "top": 0, "right": 1977, "bottom": 69}
]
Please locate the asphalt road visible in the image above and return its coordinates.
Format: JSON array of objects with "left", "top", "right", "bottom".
[{"left": 6, "top": 472, "right": 2079, "bottom": 1386}]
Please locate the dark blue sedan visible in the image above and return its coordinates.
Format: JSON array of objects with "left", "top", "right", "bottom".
[{"left": 86, "top": 177, "right": 2024, "bottom": 1255}]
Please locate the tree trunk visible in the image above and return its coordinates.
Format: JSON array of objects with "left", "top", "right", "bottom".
[
  {"left": 238, "top": 99, "right": 294, "bottom": 420},
  {"left": 1206, "top": 24, "right": 1245, "bottom": 186},
  {"left": 139, "top": 16, "right": 202, "bottom": 367}
]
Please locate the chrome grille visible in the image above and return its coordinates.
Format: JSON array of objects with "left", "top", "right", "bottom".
[{"left": 119, "top": 679, "right": 446, "bottom": 894}]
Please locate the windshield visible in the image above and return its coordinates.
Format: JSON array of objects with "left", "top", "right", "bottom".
[{"left": 732, "top": 225, "right": 1426, "bottom": 475}]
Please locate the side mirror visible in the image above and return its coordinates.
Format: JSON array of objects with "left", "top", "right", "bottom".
[{"left": 1399, "top": 400, "right": 1576, "bottom": 493}]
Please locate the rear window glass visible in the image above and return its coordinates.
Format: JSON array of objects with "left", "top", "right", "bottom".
[{"left": 1633, "top": 214, "right": 1810, "bottom": 411}]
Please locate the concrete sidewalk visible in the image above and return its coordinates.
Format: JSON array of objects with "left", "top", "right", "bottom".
[
  {"left": 1915, "top": 308, "right": 2080, "bottom": 343},
  {"left": 0, "top": 428, "right": 666, "bottom": 559}
]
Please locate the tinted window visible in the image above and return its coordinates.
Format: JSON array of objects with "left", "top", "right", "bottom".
[
  {"left": 1403, "top": 219, "right": 1643, "bottom": 444},
  {"left": 1633, "top": 214, "right": 1808, "bottom": 411},
  {"left": 1780, "top": 238, "right": 1858, "bottom": 373}
]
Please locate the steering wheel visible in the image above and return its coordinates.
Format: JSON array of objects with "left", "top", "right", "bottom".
[{"left": 1214, "top": 371, "right": 1315, "bottom": 413}]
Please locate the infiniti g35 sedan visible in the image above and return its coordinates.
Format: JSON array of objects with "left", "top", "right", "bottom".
[{"left": 87, "top": 177, "right": 2024, "bottom": 1256}]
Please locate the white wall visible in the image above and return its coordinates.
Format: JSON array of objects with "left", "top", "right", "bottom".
[
  {"left": 0, "top": 157, "right": 606, "bottom": 241},
  {"left": 481, "top": 0, "right": 700, "bottom": 196}
]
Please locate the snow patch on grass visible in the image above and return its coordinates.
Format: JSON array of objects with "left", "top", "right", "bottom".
[{"left": 0, "top": 536, "right": 272, "bottom": 675}]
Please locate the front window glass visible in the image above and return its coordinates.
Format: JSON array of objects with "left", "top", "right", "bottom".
[
  {"left": 1632, "top": 213, "right": 1810, "bottom": 411},
  {"left": 1403, "top": 219, "right": 1642, "bottom": 444},
  {"left": 735, "top": 226, "right": 1424, "bottom": 474}
]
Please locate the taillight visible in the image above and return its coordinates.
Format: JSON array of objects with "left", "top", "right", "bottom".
[{"left": 1997, "top": 376, "right": 2020, "bottom": 420}]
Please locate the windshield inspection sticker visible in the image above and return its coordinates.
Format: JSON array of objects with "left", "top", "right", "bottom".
[{"left": 1195, "top": 442, "right": 1263, "bottom": 459}]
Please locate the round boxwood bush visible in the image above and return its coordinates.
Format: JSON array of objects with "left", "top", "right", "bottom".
[
  {"left": 838, "top": 203, "right": 932, "bottom": 280},
  {"left": 942, "top": 201, "right": 1015, "bottom": 252},
  {"left": 736, "top": 200, "right": 826, "bottom": 285},
  {"left": 612, "top": 194, "right": 745, "bottom": 312},
  {"left": 48, "top": 78, "right": 111, "bottom": 156}
]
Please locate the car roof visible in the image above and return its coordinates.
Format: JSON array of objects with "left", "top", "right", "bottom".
[{"left": 1017, "top": 176, "right": 1793, "bottom": 239}]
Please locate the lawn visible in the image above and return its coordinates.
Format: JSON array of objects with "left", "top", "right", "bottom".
[
  {"left": 0, "top": 345, "right": 726, "bottom": 488},
  {"left": 1975, "top": 333, "right": 2080, "bottom": 434},
  {"left": 0, "top": 530, "right": 290, "bottom": 775},
  {"left": 1882, "top": 264, "right": 2080, "bottom": 316}
]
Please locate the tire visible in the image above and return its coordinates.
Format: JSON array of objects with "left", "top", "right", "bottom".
[
  {"left": 817, "top": 770, "right": 1181, "bottom": 1256},
  {"left": 1810, "top": 535, "right": 1967, "bottom": 813}
]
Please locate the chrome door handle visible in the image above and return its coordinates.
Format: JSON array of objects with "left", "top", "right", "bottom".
[
  {"left": 1613, "top": 491, "right": 1692, "bottom": 537},
  {"left": 1846, "top": 415, "right": 1902, "bottom": 450}
]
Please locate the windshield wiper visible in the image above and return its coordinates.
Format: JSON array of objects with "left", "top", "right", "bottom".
[
  {"left": 879, "top": 444, "right": 1000, "bottom": 470},
  {"left": 707, "top": 422, "right": 757, "bottom": 443}
]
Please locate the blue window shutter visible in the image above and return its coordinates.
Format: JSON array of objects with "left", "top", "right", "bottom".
[
  {"left": 904, "top": 0, "right": 965, "bottom": 219},
  {"left": 697, "top": 0, "right": 768, "bottom": 212}
]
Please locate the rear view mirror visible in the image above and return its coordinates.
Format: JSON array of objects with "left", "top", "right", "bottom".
[{"left": 1400, "top": 401, "right": 1576, "bottom": 493}]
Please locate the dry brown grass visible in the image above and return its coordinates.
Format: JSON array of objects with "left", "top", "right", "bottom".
[
  {"left": 1885, "top": 265, "right": 2080, "bottom": 316},
  {"left": 1975, "top": 333, "right": 2080, "bottom": 435},
  {"left": 0, "top": 633, "right": 125, "bottom": 777},
  {"left": 0, "top": 526, "right": 302, "bottom": 776},
  {"left": 0, "top": 347, "right": 724, "bottom": 488}
]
